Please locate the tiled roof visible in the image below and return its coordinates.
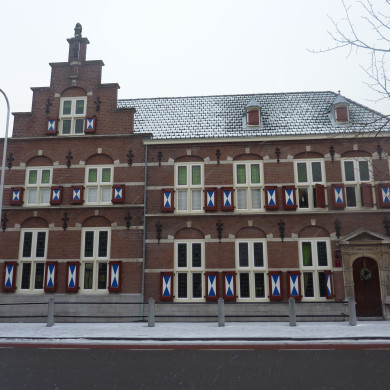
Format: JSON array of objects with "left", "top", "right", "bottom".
[{"left": 117, "top": 91, "right": 389, "bottom": 140}]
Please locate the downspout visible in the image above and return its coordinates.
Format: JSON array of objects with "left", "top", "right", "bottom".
[{"left": 140, "top": 143, "right": 148, "bottom": 320}]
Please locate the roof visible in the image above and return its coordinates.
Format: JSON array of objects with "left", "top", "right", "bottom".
[{"left": 117, "top": 91, "right": 389, "bottom": 140}]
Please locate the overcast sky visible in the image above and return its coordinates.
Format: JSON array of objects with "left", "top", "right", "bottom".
[{"left": 0, "top": 0, "right": 388, "bottom": 138}]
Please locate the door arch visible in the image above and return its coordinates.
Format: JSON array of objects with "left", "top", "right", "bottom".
[{"left": 353, "top": 257, "right": 382, "bottom": 317}]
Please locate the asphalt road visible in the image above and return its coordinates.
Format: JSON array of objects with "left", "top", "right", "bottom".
[{"left": 1, "top": 346, "right": 389, "bottom": 389}]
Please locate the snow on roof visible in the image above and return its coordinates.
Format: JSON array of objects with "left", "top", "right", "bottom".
[{"left": 118, "top": 91, "right": 389, "bottom": 140}]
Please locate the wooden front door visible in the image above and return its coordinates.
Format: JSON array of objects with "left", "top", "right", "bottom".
[{"left": 353, "top": 257, "right": 382, "bottom": 317}]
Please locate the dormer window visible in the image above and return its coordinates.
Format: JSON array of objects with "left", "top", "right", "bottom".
[
  {"left": 335, "top": 105, "right": 349, "bottom": 123},
  {"left": 60, "top": 97, "right": 87, "bottom": 135},
  {"left": 247, "top": 108, "right": 260, "bottom": 126}
]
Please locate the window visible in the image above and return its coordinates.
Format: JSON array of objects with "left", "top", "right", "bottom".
[
  {"left": 234, "top": 162, "right": 263, "bottom": 211},
  {"left": 335, "top": 105, "right": 349, "bottom": 123},
  {"left": 342, "top": 158, "right": 372, "bottom": 207},
  {"left": 81, "top": 228, "right": 110, "bottom": 292},
  {"left": 236, "top": 240, "right": 268, "bottom": 301},
  {"left": 247, "top": 108, "right": 260, "bottom": 126},
  {"left": 174, "top": 241, "right": 204, "bottom": 301},
  {"left": 18, "top": 229, "right": 48, "bottom": 291},
  {"left": 294, "top": 160, "right": 325, "bottom": 209},
  {"left": 85, "top": 166, "right": 113, "bottom": 204},
  {"left": 175, "top": 164, "right": 203, "bottom": 212},
  {"left": 60, "top": 97, "right": 87, "bottom": 135},
  {"left": 25, "top": 168, "right": 52, "bottom": 206},
  {"left": 299, "top": 239, "right": 332, "bottom": 300}
]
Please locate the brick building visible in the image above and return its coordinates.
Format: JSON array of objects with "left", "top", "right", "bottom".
[{"left": 1, "top": 26, "right": 390, "bottom": 321}]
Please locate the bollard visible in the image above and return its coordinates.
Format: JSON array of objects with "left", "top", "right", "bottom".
[
  {"left": 218, "top": 298, "right": 225, "bottom": 327},
  {"left": 348, "top": 297, "right": 357, "bottom": 326},
  {"left": 148, "top": 298, "right": 155, "bottom": 327},
  {"left": 288, "top": 297, "right": 296, "bottom": 327},
  {"left": 47, "top": 298, "right": 55, "bottom": 327}
]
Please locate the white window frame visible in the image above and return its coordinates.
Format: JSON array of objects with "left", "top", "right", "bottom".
[
  {"left": 294, "top": 160, "right": 325, "bottom": 210},
  {"left": 175, "top": 163, "right": 204, "bottom": 213},
  {"left": 85, "top": 166, "right": 113, "bottom": 205},
  {"left": 80, "top": 228, "right": 111, "bottom": 292},
  {"left": 299, "top": 239, "right": 332, "bottom": 300},
  {"left": 235, "top": 239, "right": 268, "bottom": 301},
  {"left": 18, "top": 229, "right": 48, "bottom": 292},
  {"left": 342, "top": 158, "right": 373, "bottom": 208},
  {"left": 174, "top": 240, "right": 205, "bottom": 301},
  {"left": 234, "top": 161, "right": 264, "bottom": 211},
  {"left": 25, "top": 167, "right": 52, "bottom": 206},
  {"left": 59, "top": 96, "right": 87, "bottom": 135}
]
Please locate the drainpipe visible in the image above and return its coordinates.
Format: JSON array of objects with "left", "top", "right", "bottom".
[
  {"left": 0, "top": 89, "right": 10, "bottom": 225},
  {"left": 140, "top": 143, "right": 148, "bottom": 320}
]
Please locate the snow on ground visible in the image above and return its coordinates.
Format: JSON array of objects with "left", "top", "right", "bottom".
[{"left": 1, "top": 321, "right": 390, "bottom": 345}]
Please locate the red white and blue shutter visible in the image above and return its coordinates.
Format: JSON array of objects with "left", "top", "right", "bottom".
[
  {"left": 361, "top": 184, "right": 373, "bottom": 207},
  {"left": 265, "top": 186, "right": 278, "bottom": 210},
  {"left": 84, "top": 117, "right": 96, "bottom": 133},
  {"left": 50, "top": 186, "right": 63, "bottom": 205},
  {"left": 112, "top": 185, "right": 125, "bottom": 203},
  {"left": 223, "top": 272, "right": 236, "bottom": 301},
  {"left": 325, "top": 271, "right": 334, "bottom": 299},
  {"left": 66, "top": 262, "right": 79, "bottom": 292},
  {"left": 44, "top": 262, "right": 58, "bottom": 292},
  {"left": 269, "top": 271, "right": 283, "bottom": 300},
  {"left": 331, "top": 184, "right": 346, "bottom": 209},
  {"left": 282, "top": 186, "right": 297, "bottom": 210},
  {"left": 221, "top": 187, "right": 234, "bottom": 211},
  {"left": 204, "top": 188, "right": 217, "bottom": 211},
  {"left": 315, "top": 184, "right": 326, "bottom": 208},
  {"left": 3, "top": 262, "right": 17, "bottom": 292},
  {"left": 71, "top": 186, "right": 84, "bottom": 204},
  {"left": 205, "top": 272, "right": 218, "bottom": 300},
  {"left": 11, "top": 187, "right": 23, "bottom": 205},
  {"left": 161, "top": 189, "right": 174, "bottom": 212},
  {"left": 378, "top": 184, "right": 390, "bottom": 208},
  {"left": 160, "top": 272, "right": 173, "bottom": 301},
  {"left": 47, "top": 118, "right": 58, "bottom": 135},
  {"left": 288, "top": 271, "right": 301, "bottom": 300},
  {"left": 108, "top": 261, "right": 121, "bottom": 292}
]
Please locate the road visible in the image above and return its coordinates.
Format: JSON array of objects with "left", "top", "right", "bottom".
[{"left": 1, "top": 345, "right": 389, "bottom": 389}]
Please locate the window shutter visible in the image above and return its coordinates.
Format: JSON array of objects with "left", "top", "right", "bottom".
[
  {"left": 84, "top": 117, "right": 96, "bottom": 133},
  {"left": 325, "top": 271, "right": 334, "bottom": 299},
  {"left": 66, "top": 262, "right": 80, "bottom": 292},
  {"left": 361, "top": 183, "right": 373, "bottom": 207},
  {"left": 161, "top": 189, "right": 174, "bottom": 212},
  {"left": 378, "top": 184, "right": 390, "bottom": 208},
  {"left": 247, "top": 109, "right": 260, "bottom": 126},
  {"left": 160, "top": 272, "right": 173, "bottom": 301},
  {"left": 70, "top": 186, "right": 84, "bottom": 204},
  {"left": 108, "top": 261, "right": 122, "bottom": 292},
  {"left": 269, "top": 271, "right": 283, "bottom": 300},
  {"left": 50, "top": 186, "right": 63, "bottom": 205},
  {"left": 287, "top": 271, "right": 301, "bottom": 300},
  {"left": 223, "top": 272, "right": 236, "bottom": 301},
  {"left": 265, "top": 186, "right": 278, "bottom": 210},
  {"left": 282, "top": 186, "right": 297, "bottom": 210},
  {"left": 10, "top": 187, "right": 24, "bottom": 205},
  {"left": 47, "top": 118, "right": 58, "bottom": 135},
  {"left": 335, "top": 106, "right": 348, "bottom": 122},
  {"left": 221, "top": 187, "right": 234, "bottom": 211},
  {"left": 205, "top": 272, "right": 218, "bottom": 301},
  {"left": 204, "top": 188, "right": 217, "bottom": 211},
  {"left": 2, "top": 262, "right": 17, "bottom": 292},
  {"left": 315, "top": 184, "right": 326, "bottom": 208},
  {"left": 331, "top": 184, "right": 346, "bottom": 209},
  {"left": 112, "top": 185, "right": 125, "bottom": 203},
  {"left": 44, "top": 262, "right": 58, "bottom": 292}
]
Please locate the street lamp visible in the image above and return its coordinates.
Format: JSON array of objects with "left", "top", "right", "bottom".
[{"left": 0, "top": 89, "right": 10, "bottom": 228}]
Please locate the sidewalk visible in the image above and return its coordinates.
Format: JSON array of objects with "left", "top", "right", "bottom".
[{"left": 1, "top": 321, "right": 390, "bottom": 345}]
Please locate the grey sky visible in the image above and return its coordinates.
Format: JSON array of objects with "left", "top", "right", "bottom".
[{"left": 0, "top": 0, "right": 388, "bottom": 138}]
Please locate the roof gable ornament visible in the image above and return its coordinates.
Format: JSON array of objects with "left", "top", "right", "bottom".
[{"left": 74, "top": 23, "right": 82, "bottom": 38}]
